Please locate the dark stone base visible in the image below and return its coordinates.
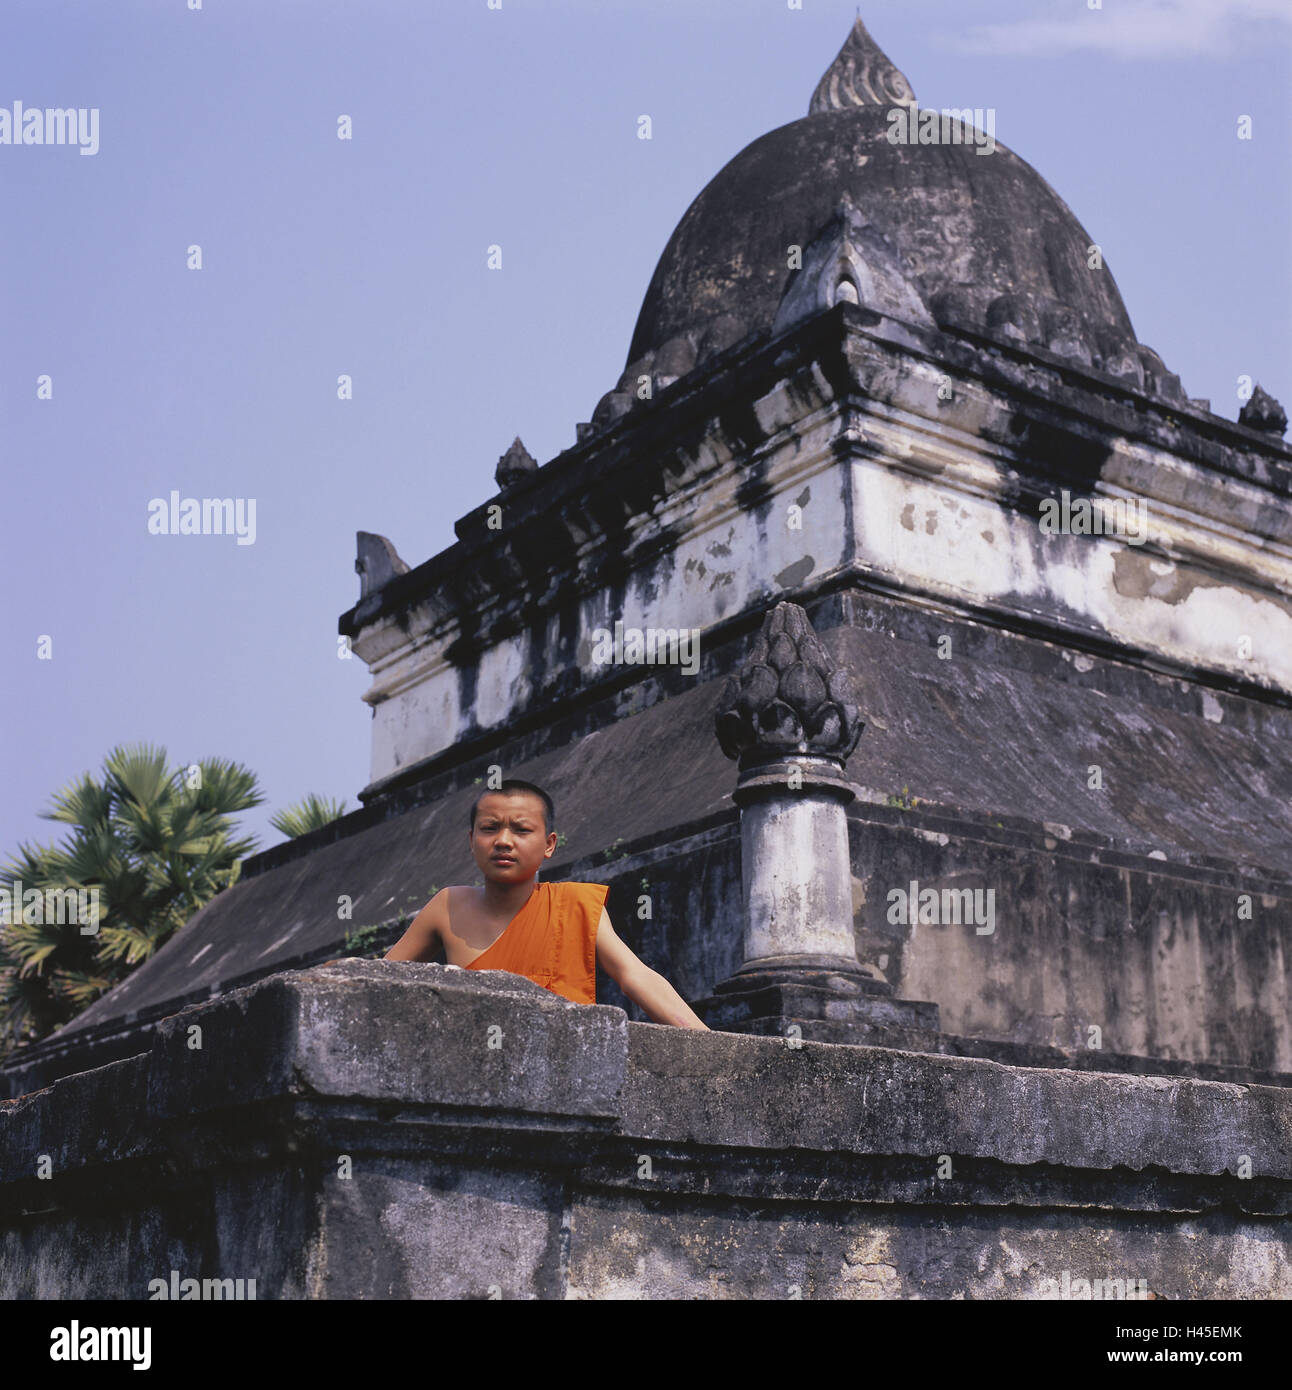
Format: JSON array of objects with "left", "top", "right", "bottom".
[
  {"left": 4, "top": 963, "right": 1291, "bottom": 1299},
  {"left": 694, "top": 959, "right": 941, "bottom": 1043}
]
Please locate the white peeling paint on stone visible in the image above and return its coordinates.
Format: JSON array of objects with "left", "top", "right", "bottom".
[
  {"left": 850, "top": 455, "right": 1292, "bottom": 692},
  {"left": 363, "top": 433, "right": 851, "bottom": 785},
  {"left": 474, "top": 628, "right": 533, "bottom": 731},
  {"left": 353, "top": 364, "right": 1291, "bottom": 790},
  {"left": 370, "top": 666, "right": 461, "bottom": 783}
]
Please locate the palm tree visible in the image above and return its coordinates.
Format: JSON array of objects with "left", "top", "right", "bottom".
[
  {"left": 0, "top": 743, "right": 262, "bottom": 1058},
  {"left": 270, "top": 793, "right": 347, "bottom": 840}
]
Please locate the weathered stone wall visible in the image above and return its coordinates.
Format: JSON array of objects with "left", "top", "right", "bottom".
[
  {"left": 3, "top": 963, "right": 1288, "bottom": 1299},
  {"left": 342, "top": 309, "right": 1292, "bottom": 794},
  {"left": 5, "top": 581, "right": 1290, "bottom": 1098},
  {"left": 15, "top": 307, "right": 1287, "bottom": 1099}
]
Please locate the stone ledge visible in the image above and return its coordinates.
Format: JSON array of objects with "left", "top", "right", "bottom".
[
  {"left": 147, "top": 959, "right": 628, "bottom": 1120},
  {"left": 2, "top": 963, "right": 1288, "bottom": 1194},
  {"left": 2, "top": 964, "right": 1290, "bottom": 1297},
  {"left": 622, "top": 1024, "right": 1292, "bottom": 1181}
]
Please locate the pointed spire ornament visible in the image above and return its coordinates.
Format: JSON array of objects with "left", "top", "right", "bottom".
[
  {"left": 495, "top": 435, "right": 538, "bottom": 490},
  {"left": 1238, "top": 383, "right": 1288, "bottom": 436},
  {"left": 809, "top": 14, "right": 916, "bottom": 116},
  {"left": 715, "top": 601, "right": 863, "bottom": 766}
]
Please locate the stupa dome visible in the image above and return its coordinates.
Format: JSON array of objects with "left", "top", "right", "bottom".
[{"left": 594, "top": 15, "right": 1185, "bottom": 428}]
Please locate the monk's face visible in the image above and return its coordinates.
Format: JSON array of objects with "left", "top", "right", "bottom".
[{"left": 470, "top": 793, "right": 556, "bottom": 882}]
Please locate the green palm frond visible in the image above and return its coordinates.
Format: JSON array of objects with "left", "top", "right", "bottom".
[
  {"left": 1, "top": 840, "right": 59, "bottom": 885},
  {"left": 270, "top": 793, "right": 347, "bottom": 840},
  {"left": 183, "top": 756, "right": 265, "bottom": 815},
  {"left": 41, "top": 773, "right": 114, "bottom": 829},
  {"left": 96, "top": 924, "right": 166, "bottom": 967},
  {"left": 52, "top": 967, "right": 117, "bottom": 1008},
  {"left": 102, "top": 742, "right": 174, "bottom": 811},
  {"left": 0, "top": 743, "right": 267, "bottom": 1063}
]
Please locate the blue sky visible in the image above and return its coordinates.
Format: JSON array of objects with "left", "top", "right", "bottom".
[{"left": 3, "top": 0, "right": 1289, "bottom": 862}]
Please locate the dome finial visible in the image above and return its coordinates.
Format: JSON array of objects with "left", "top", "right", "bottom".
[{"left": 809, "top": 13, "right": 916, "bottom": 116}]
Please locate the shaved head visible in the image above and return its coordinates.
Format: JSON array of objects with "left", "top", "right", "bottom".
[{"left": 469, "top": 780, "right": 555, "bottom": 836}]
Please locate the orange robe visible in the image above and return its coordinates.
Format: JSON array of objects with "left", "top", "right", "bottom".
[{"left": 464, "top": 881, "right": 608, "bottom": 1005}]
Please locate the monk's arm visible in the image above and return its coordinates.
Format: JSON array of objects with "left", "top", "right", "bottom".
[
  {"left": 383, "top": 892, "right": 446, "bottom": 963},
  {"left": 595, "top": 910, "right": 709, "bottom": 1030},
  {"left": 315, "top": 894, "right": 445, "bottom": 967}
]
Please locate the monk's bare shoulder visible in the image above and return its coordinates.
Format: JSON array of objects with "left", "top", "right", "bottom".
[
  {"left": 427, "top": 886, "right": 471, "bottom": 945},
  {"left": 386, "top": 888, "right": 451, "bottom": 961}
]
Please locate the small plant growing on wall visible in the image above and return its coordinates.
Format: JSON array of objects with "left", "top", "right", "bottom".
[{"left": 342, "top": 924, "right": 383, "bottom": 958}]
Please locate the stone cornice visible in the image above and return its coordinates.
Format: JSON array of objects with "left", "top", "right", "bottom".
[{"left": 339, "top": 306, "right": 1291, "bottom": 654}]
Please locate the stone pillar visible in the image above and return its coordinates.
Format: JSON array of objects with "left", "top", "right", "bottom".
[{"left": 694, "top": 602, "right": 940, "bottom": 1045}]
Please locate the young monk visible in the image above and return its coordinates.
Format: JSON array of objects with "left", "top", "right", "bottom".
[{"left": 384, "top": 779, "right": 710, "bottom": 1030}]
